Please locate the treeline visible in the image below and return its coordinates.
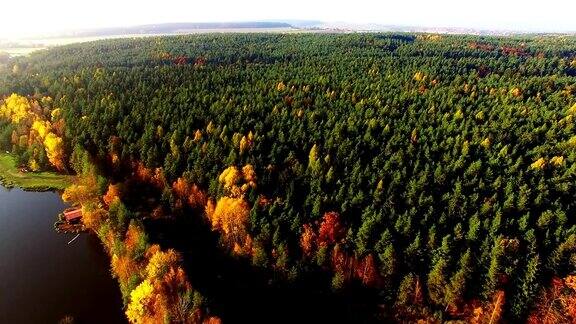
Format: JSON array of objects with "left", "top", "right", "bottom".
[{"left": 2, "top": 33, "right": 576, "bottom": 322}]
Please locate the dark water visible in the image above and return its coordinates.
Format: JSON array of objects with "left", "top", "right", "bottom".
[{"left": 0, "top": 186, "right": 125, "bottom": 324}]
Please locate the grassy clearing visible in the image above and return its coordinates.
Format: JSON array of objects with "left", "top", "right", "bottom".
[{"left": 0, "top": 153, "right": 71, "bottom": 191}]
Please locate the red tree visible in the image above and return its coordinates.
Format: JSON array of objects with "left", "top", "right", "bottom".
[{"left": 318, "top": 212, "right": 345, "bottom": 246}]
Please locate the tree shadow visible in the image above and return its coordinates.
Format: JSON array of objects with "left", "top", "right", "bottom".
[{"left": 144, "top": 213, "right": 383, "bottom": 324}]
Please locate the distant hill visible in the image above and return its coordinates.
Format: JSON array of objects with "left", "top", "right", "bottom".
[
  {"left": 262, "top": 20, "right": 323, "bottom": 28},
  {"left": 60, "top": 22, "right": 294, "bottom": 38}
]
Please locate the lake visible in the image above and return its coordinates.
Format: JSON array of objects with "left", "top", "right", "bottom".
[{"left": 0, "top": 186, "right": 125, "bottom": 323}]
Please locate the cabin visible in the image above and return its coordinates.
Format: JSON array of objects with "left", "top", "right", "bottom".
[
  {"left": 63, "top": 208, "right": 82, "bottom": 223},
  {"left": 54, "top": 207, "right": 87, "bottom": 234}
]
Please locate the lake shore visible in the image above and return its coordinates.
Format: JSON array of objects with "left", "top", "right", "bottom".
[
  {"left": 0, "top": 185, "right": 125, "bottom": 323},
  {"left": 0, "top": 153, "right": 72, "bottom": 191}
]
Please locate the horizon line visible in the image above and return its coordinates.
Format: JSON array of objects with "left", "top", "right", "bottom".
[{"left": 2, "top": 20, "right": 576, "bottom": 41}]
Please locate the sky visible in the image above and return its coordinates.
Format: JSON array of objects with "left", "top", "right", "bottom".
[{"left": 1, "top": 0, "right": 575, "bottom": 39}]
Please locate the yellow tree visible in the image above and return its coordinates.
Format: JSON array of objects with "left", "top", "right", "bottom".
[
  {"left": 146, "top": 249, "right": 180, "bottom": 279},
  {"left": 31, "top": 120, "right": 51, "bottom": 139},
  {"left": 218, "top": 166, "right": 241, "bottom": 192},
  {"left": 0, "top": 93, "right": 31, "bottom": 123},
  {"left": 43, "top": 132, "right": 66, "bottom": 170},
  {"left": 210, "top": 197, "right": 251, "bottom": 253},
  {"left": 126, "top": 280, "right": 156, "bottom": 323},
  {"left": 530, "top": 158, "right": 546, "bottom": 170},
  {"left": 28, "top": 158, "right": 40, "bottom": 172},
  {"left": 62, "top": 184, "right": 94, "bottom": 203}
]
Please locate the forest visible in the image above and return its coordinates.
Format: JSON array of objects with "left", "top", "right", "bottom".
[{"left": 1, "top": 33, "right": 576, "bottom": 323}]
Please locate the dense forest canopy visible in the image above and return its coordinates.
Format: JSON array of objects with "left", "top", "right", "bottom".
[{"left": 1, "top": 33, "right": 576, "bottom": 322}]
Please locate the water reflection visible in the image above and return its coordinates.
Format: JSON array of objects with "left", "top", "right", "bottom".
[{"left": 0, "top": 186, "right": 125, "bottom": 323}]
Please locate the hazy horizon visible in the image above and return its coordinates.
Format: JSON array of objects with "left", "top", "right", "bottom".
[{"left": 1, "top": 0, "right": 575, "bottom": 39}]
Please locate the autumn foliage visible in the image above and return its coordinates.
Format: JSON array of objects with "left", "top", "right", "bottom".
[
  {"left": 124, "top": 244, "right": 209, "bottom": 324},
  {"left": 470, "top": 290, "right": 505, "bottom": 324},
  {"left": 133, "top": 161, "right": 167, "bottom": 189},
  {"left": 107, "top": 210, "right": 215, "bottom": 323},
  {"left": 205, "top": 165, "right": 258, "bottom": 255},
  {"left": 62, "top": 177, "right": 98, "bottom": 203},
  {"left": 299, "top": 224, "right": 317, "bottom": 257},
  {"left": 81, "top": 203, "right": 107, "bottom": 229},
  {"left": 0, "top": 94, "right": 66, "bottom": 170},
  {"left": 0, "top": 94, "right": 32, "bottom": 123},
  {"left": 332, "top": 244, "right": 380, "bottom": 287},
  {"left": 318, "top": 211, "right": 345, "bottom": 246},
  {"left": 217, "top": 164, "right": 256, "bottom": 197},
  {"left": 207, "top": 196, "right": 252, "bottom": 255},
  {"left": 172, "top": 177, "right": 206, "bottom": 210},
  {"left": 300, "top": 212, "right": 345, "bottom": 252},
  {"left": 527, "top": 276, "right": 576, "bottom": 324},
  {"left": 300, "top": 212, "right": 380, "bottom": 287},
  {"left": 43, "top": 132, "right": 65, "bottom": 170},
  {"left": 103, "top": 183, "right": 122, "bottom": 206},
  {"left": 60, "top": 161, "right": 217, "bottom": 324}
]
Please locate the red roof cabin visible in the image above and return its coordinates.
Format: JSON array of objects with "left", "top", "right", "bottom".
[{"left": 63, "top": 208, "right": 82, "bottom": 223}]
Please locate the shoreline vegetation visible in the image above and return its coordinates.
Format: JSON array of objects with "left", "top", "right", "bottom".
[
  {"left": 0, "top": 93, "right": 218, "bottom": 323},
  {"left": 0, "top": 153, "right": 71, "bottom": 191},
  {"left": 61, "top": 151, "right": 218, "bottom": 323}
]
